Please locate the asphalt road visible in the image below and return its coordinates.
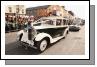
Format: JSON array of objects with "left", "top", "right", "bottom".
[{"left": 5, "top": 26, "right": 85, "bottom": 55}]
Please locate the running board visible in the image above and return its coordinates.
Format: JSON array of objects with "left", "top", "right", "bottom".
[{"left": 51, "top": 36, "right": 64, "bottom": 43}]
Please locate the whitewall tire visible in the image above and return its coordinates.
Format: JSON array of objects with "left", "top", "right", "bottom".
[
  {"left": 40, "top": 40, "right": 47, "bottom": 51},
  {"left": 36, "top": 39, "right": 48, "bottom": 52}
]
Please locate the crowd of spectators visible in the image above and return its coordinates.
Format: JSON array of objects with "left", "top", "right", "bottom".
[{"left": 5, "top": 15, "right": 34, "bottom": 33}]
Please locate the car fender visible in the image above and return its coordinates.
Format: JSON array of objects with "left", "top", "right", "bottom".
[
  {"left": 64, "top": 26, "right": 69, "bottom": 33},
  {"left": 16, "top": 30, "right": 24, "bottom": 41},
  {"left": 17, "top": 30, "right": 24, "bottom": 36},
  {"left": 35, "top": 33, "right": 52, "bottom": 43}
]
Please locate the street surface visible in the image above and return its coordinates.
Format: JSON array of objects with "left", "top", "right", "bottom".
[{"left": 5, "top": 26, "right": 85, "bottom": 55}]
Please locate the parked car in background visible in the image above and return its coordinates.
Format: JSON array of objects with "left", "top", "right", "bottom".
[
  {"left": 80, "top": 19, "right": 85, "bottom": 26},
  {"left": 17, "top": 16, "right": 69, "bottom": 52},
  {"left": 69, "top": 25, "right": 81, "bottom": 31}
]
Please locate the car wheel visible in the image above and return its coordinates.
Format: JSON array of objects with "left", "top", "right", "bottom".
[{"left": 36, "top": 39, "right": 48, "bottom": 52}]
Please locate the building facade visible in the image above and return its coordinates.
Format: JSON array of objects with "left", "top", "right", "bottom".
[
  {"left": 5, "top": 5, "right": 26, "bottom": 23},
  {"left": 5, "top": 5, "right": 26, "bottom": 16},
  {"left": 26, "top": 5, "right": 69, "bottom": 20}
]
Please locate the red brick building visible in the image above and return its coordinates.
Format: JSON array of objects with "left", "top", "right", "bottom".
[{"left": 26, "top": 5, "right": 68, "bottom": 21}]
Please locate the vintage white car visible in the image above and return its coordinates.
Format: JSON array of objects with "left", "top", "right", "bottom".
[{"left": 17, "top": 16, "right": 69, "bottom": 52}]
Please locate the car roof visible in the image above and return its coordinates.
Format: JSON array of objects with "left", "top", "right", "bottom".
[{"left": 41, "top": 16, "right": 69, "bottom": 20}]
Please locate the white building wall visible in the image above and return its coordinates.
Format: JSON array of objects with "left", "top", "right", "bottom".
[{"left": 5, "top": 5, "right": 26, "bottom": 15}]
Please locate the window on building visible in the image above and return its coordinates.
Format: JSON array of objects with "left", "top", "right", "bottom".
[
  {"left": 16, "top": 7, "right": 19, "bottom": 13},
  {"left": 22, "top": 9, "right": 24, "bottom": 14},
  {"left": 8, "top": 7, "right": 12, "bottom": 13},
  {"left": 52, "top": 10, "right": 57, "bottom": 16}
]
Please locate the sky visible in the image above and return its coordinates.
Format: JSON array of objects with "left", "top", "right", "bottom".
[{"left": 64, "top": 5, "right": 85, "bottom": 19}]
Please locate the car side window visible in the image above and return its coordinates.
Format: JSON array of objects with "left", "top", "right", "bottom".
[
  {"left": 33, "top": 23, "right": 41, "bottom": 26},
  {"left": 56, "top": 19, "right": 62, "bottom": 26},
  {"left": 63, "top": 19, "right": 66, "bottom": 25},
  {"left": 44, "top": 20, "right": 54, "bottom": 25},
  {"left": 63, "top": 19, "right": 68, "bottom": 25}
]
